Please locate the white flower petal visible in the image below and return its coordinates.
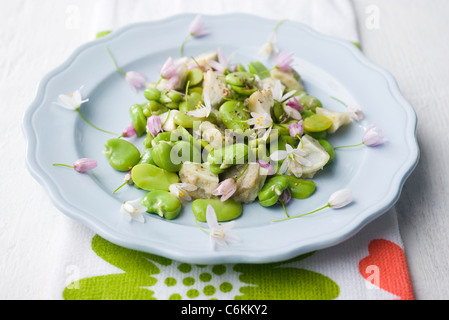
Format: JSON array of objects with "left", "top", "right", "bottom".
[
  {"left": 133, "top": 212, "right": 145, "bottom": 223},
  {"left": 293, "top": 148, "right": 307, "bottom": 157},
  {"left": 328, "top": 189, "right": 353, "bottom": 208},
  {"left": 281, "top": 90, "right": 296, "bottom": 102},
  {"left": 289, "top": 162, "right": 303, "bottom": 178},
  {"left": 206, "top": 205, "right": 219, "bottom": 229},
  {"left": 207, "top": 60, "right": 225, "bottom": 73},
  {"left": 285, "top": 144, "right": 294, "bottom": 154},
  {"left": 212, "top": 236, "right": 228, "bottom": 248},
  {"left": 278, "top": 158, "right": 290, "bottom": 174},
  {"left": 270, "top": 150, "right": 288, "bottom": 162},
  {"left": 224, "top": 233, "right": 240, "bottom": 243}
]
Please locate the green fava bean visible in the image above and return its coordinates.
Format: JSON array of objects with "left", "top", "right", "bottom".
[
  {"left": 219, "top": 100, "right": 250, "bottom": 131},
  {"left": 272, "top": 123, "right": 290, "bottom": 136},
  {"left": 283, "top": 176, "right": 316, "bottom": 199},
  {"left": 188, "top": 86, "right": 203, "bottom": 95},
  {"left": 129, "top": 104, "right": 147, "bottom": 137},
  {"left": 142, "top": 190, "right": 182, "bottom": 220},
  {"left": 139, "top": 147, "right": 155, "bottom": 165},
  {"left": 304, "top": 130, "right": 327, "bottom": 140},
  {"left": 171, "top": 140, "right": 202, "bottom": 164},
  {"left": 301, "top": 110, "right": 316, "bottom": 120},
  {"left": 143, "top": 133, "right": 154, "bottom": 148},
  {"left": 207, "top": 143, "right": 248, "bottom": 166},
  {"left": 271, "top": 100, "right": 289, "bottom": 123},
  {"left": 231, "top": 84, "right": 257, "bottom": 96},
  {"left": 131, "top": 163, "right": 179, "bottom": 191},
  {"left": 192, "top": 198, "right": 243, "bottom": 222},
  {"left": 166, "top": 90, "right": 183, "bottom": 103},
  {"left": 318, "top": 139, "right": 335, "bottom": 164},
  {"left": 174, "top": 112, "right": 195, "bottom": 128},
  {"left": 179, "top": 92, "right": 202, "bottom": 113},
  {"left": 165, "top": 102, "right": 179, "bottom": 110},
  {"left": 152, "top": 142, "right": 182, "bottom": 172},
  {"left": 187, "top": 68, "right": 204, "bottom": 86},
  {"left": 104, "top": 138, "right": 141, "bottom": 172},
  {"left": 209, "top": 163, "right": 225, "bottom": 175},
  {"left": 299, "top": 95, "right": 322, "bottom": 113},
  {"left": 303, "top": 115, "right": 333, "bottom": 133},
  {"left": 258, "top": 175, "right": 289, "bottom": 207},
  {"left": 153, "top": 131, "right": 172, "bottom": 143},
  {"left": 143, "top": 100, "right": 168, "bottom": 116},
  {"left": 225, "top": 72, "right": 255, "bottom": 87},
  {"left": 174, "top": 111, "right": 217, "bottom": 128},
  {"left": 144, "top": 88, "right": 161, "bottom": 101}
]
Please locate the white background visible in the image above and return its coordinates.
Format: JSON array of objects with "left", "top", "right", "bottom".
[{"left": 1, "top": 0, "right": 448, "bottom": 299}]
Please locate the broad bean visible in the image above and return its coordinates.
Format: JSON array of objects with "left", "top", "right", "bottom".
[
  {"left": 131, "top": 163, "right": 179, "bottom": 191},
  {"left": 282, "top": 176, "right": 316, "bottom": 199},
  {"left": 142, "top": 190, "right": 182, "bottom": 220},
  {"left": 258, "top": 175, "right": 289, "bottom": 207},
  {"left": 303, "top": 115, "right": 333, "bottom": 133},
  {"left": 225, "top": 72, "right": 255, "bottom": 87},
  {"left": 192, "top": 198, "right": 243, "bottom": 222},
  {"left": 139, "top": 147, "right": 155, "bottom": 165},
  {"left": 179, "top": 92, "right": 203, "bottom": 113},
  {"left": 151, "top": 142, "right": 182, "bottom": 172},
  {"left": 186, "top": 68, "right": 203, "bottom": 86},
  {"left": 207, "top": 143, "right": 248, "bottom": 166},
  {"left": 219, "top": 100, "right": 250, "bottom": 131},
  {"left": 143, "top": 100, "right": 168, "bottom": 116},
  {"left": 129, "top": 104, "right": 147, "bottom": 137},
  {"left": 299, "top": 95, "right": 322, "bottom": 113},
  {"left": 104, "top": 138, "right": 141, "bottom": 172},
  {"left": 144, "top": 88, "right": 161, "bottom": 101}
]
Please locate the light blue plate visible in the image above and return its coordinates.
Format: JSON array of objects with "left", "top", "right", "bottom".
[{"left": 23, "top": 14, "right": 419, "bottom": 264}]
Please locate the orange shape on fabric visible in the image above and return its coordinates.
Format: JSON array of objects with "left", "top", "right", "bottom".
[{"left": 359, "top": 239, "right": 414, "bottom": 300}]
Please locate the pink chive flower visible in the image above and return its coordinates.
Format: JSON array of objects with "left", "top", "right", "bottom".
[
  {"left": 74, "top": 158, "right": 97, "bottom": 173},
  {"left": 363, "top": 125, "right": 387, "bottom": 147},
  {"left": 125, "top": 71, "right": 146, "bottom": 92},
  {"left": 347, "top": 105, "right": 365, "bottom": 121},
  {"left": 275, "top": 51, "right": 295, "bottom": 71},
  {"left": 257, "top": 160, "right": 275, "bottom": 176},
  {"left": 189, "top": 15, "right": 209, "bottom": 38},
  {"left": 289, "top": 120, "right": 304, "bottom": 139},
  {"left": 160, "top": 57, "right": 181, "bottom": 79},
  {"left": 53, "top": 158, "right": 97, "bottom": 173},
  {"left": 212, "top": 178, "right": 237, "bottom": 202},
  {"left": 180, "top": 15, "right": 210, "bottom": 57},
  {"left": 286, "top": 97, "right": 303, "bottom": 112},
  {"left": 165, "top": 75, "right": 180, "bottom": 91},
  {"left": 122, "top": 123, "right": 137, "bottom": 138},
  {"left": 187, "top": 64, "right": 207, "bottom": 72},
  {"left": 147, "top": 115, "right": 163, "bottom": 137},
  {"left": 208, "top": 48, "right": 234, "bottom": 74}
]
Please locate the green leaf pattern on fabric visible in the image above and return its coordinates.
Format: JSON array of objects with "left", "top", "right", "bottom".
[{"left": 63, "top": 235, "right": 339, "bottom": 300}]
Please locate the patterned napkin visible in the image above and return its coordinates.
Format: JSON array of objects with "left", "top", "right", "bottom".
[{"left": 43, "top": 0, "right": 414, "bottom": 300}]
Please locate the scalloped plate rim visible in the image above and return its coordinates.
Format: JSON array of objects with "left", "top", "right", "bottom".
[{"left": 22, "top": 13, "right": 419, "bottom": 264}]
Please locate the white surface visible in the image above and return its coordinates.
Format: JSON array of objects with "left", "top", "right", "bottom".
[{"left": 0, "top": 0, "right": 448, "bottom": 299}]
